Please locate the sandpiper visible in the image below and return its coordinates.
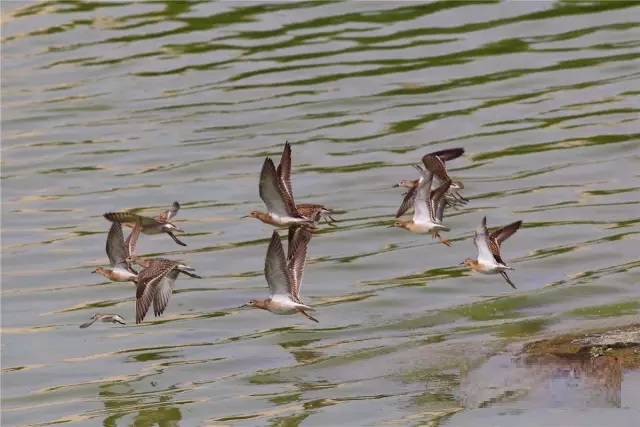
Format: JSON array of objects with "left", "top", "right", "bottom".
[
  {"left": 103, "top": 201, "right": 187, "bottom": 247},
  {"left": 461, "top": 216, "right": 523, "bottom": 289},
  {"left": 92, "top": 221, "right": 138, "bottom": 283},
  {"left": 240, "top": 228, "right": 318, "bottom": 322},
  {"left": 243, "top": 156, "right": 315, "bottom": 228},
  {"left": 134, "top": 258, "right": 202, "bottom": 324},
  {"left": 394, "top": 148, "right": 467, "bottom": 217},
  {"left": 80, "top": 313, "right": 126, "bottom": 328},
  {"left": 395, "top": 166, "right": 466, "bottom": 218},
  {"left": 390, "top": 164, "right": 452, "bottom": 246},
  {"left": 277, "top": 142, "right": 336, "bottom": 226}
]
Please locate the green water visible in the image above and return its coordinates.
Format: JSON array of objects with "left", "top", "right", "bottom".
[{"left": 2, "top": 1, "right": 639, "bottom": 426}]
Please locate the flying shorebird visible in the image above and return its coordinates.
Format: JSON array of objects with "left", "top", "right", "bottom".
[
  {"left": 242, "top": 157, "right": 315, "bottom": 228},
  {"left": 394, "top": 165, "right": 466, "bottom": 218},
  {"left": 277, "top": 142, "right": 337, "bottom": 226},
  {"left": 394, "top": 147, "right": 467, "bottom": 217},
  {"left": 92, "top": 221, "right": 138, "bottom": 283},
  {"left": 134, "top": 257, "right": 202, "bottom": 324},
  {"left": 240, "top": 228, "right": 318, "bottom": 323},
  {"left": 103, "top": 201, "right": 187, "bottom": 247},
  {"left": 461, "top": 216, "right": 523, "bottom": 289},
  {"left": 390, "top": 164, "right": 452, "bottom": 247},
  {"left": 79, "top": 313, "right": 126, "bottom": 328},
  {"left": 123, "top": 218, "right": 201, "bottom": 281}
]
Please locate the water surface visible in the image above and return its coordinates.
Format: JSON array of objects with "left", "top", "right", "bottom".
[{"left": 2, "top": 1, "right": 639, "bottom": 426}]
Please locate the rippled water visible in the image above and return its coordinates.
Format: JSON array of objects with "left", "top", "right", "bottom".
[{"left": 2, "top": 1, "right": 639, "bottom": 426}]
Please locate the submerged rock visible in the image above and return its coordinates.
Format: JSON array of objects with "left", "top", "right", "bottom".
[{"left": 523, "top": 323, "right": 640, "bottom": 369}]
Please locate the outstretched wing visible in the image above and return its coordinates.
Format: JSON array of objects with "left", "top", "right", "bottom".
[
  {"left": 105, "top": 221, "right": 127, "bottom": 269},
  {"left": 428, "top": 147, "right": 464, "bottom": 162},
  {"left": 104, "top": 212, "right": 161, "bottom": 229},
  {"left": 427, "top": 181, "right": 451, "bottom": 223},
  {"left": 276, "top": 142, "right": 294, "bottom": 201},
  {"left": 422, "top": 154, "right": 451, "bottom": 185},
  {"left": 473, "top": 216, "right": 495, "bottom": 265},
  {"left": 412, "top": 166, "right": 434, "bottom": 224},
  {"left": 153, "top": 269, "right": 179, "bottom": 318},
  {"left": 287, "top": 227, "right": 312, "bottom": 302},
  {"left": 259, "top": 158, "right": 303, "bottom": 218},
  {"left": 395, "top": 185, "right": 417, "bottom": 218},
  {"left": 156, "top": 201, "right": 180, "bottom": 222},
  {"left": 489, "top": 220, "right": 522, "bottom": 265},
  {"left": 264, "top": 231, "right": 292, "bottom": 297},
  {"left": 135, "top": 259, "right": 175, "bottom": 323}
]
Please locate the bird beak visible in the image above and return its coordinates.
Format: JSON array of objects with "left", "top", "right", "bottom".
[
  {"left": 387, "top": 224, "right": 396, "bottom": 228},
  {"left": 240, "top": 215, "right": 250, "bottom": 219},
  {"left": 91, "top": 270, "right": 97, "bottom": 274},
  {"left": 238, "top": 304, "right": 249, "bottom": 308},
  {"left": 392, "top": 184, "right": 400, "bottom": 188},
  {"left": 459, "top": 261, "right": 465, "bottom": 265}
]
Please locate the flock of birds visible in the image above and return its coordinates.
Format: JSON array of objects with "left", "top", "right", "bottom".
[{"left": 81, "top": 143, "right": 524, "bottom": 328}]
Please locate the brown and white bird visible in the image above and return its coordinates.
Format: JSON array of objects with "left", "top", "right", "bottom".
[
  {"left": 461, "top": 216, "right": 523, "bottom": 289},
  {"left": 240, "top": 227, "right": 318, "bottom": 323},
  {"left": 103, "top": 201, "right": 187, "bottom": 247}
]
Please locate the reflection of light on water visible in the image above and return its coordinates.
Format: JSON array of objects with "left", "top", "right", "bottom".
[{"left": 460, "top": 353, "right": 622, "bottom": 409}]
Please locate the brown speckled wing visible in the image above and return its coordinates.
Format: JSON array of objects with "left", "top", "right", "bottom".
[
  {"left": 277, "top": 142, "right": 294, "bottom": 201},
  {"left": 287, "top": 227, "right": 312, "bottom": 302},
  {"left": 488, "top": 220, "right": 522, "bottom": 265},
  {"left": 429, "top": 147, "right": 464, "bottom": 162},
  {"left": 104, "top": 212, "right": 160, "bottom": 230},
  {"left": 421, "top": 154, "right": 451, "bottom": 184},
  {"left": 427, "top": 181, "right": 451, "bottom": 222},
  {"left": 135, "top": 259, "right": 175, "bottom": 323}
]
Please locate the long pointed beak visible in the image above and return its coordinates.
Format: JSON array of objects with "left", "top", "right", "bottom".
[
  {"left": 238, "top": 304, "right": 249, "bottom": 308},
  {"left": 91, "top": 270, "right": 97, "bottom": 274},
  {"left": 459, "top": 261, "right": 466, "bottom": 265},
  {"left": 241, "top": 215, "right": 250, "bottom": 219},
  {"left": 392, "top": 184, "right": 400, "bottom": 188}
]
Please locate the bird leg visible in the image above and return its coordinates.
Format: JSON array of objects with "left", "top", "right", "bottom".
[
  {"left": 500, "top": 271, "right": 517, "bottom": 289},
  {"left": 298, "top": 309, "right": 319, "bottom": 323},
  {"left": 324, "top": 216, "right": 338, "bottom": 227},
  {"left": 431, "top": 230, "right": 451, "bottom": 247}
]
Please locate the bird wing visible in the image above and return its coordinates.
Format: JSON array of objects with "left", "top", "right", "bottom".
[
  {"left": 123, "top": 219, "right": 142, "bottom": 274},
  {"left": 156, "top": 201, "right": 180, "bottom": 222},
  {"left": 412, "top": 166, "right": 434, "bottom": 223},
  {"left": 489, "top": 220, "right": 523, "bottom": 248},
  {"left": 287, "top": 227, "right": 312, "bottom": 302},
  {"left": 489, "top": 220, "right": 522, "bottom": 265},
  {"left": 104, "top": 212, "right": 160, "bottom": 229},
  {"left": 435, "top": 197, "right": 447, "bottom": 223},
  {"left": 395, "top": 185, "right": 417, "bottom": 218},
  {"left": 428, "top": 147, "right": 464, "bottom": 162},
  {"left": 422, "top": 153, "right": 452, "bottom": 184},
  {"left": 105, "top": 221, "right": 127, "bottom": 269},
  {"left": 276, "top": 142, "right": 294, "bottom": 201},
  {"left": 79, "top": 317, "right": 98, "bottom": 329},
  {"left": 153, "top": 268, "right": 179, "bottom": 318},
  {"left": 428, "top": 181, "right": 451, "bottom": 223},
  {"left": 135, "top": 259, "right": 175, "bottom": 323},
  {"left": 474, "top": 216, "right": 495, "bottom": 265},
  {"left": 264, "top": 230, "right": 292, "bottom": 297},
  {"left": 259, "top": 157, "right": 302, "bottom": 217}
]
